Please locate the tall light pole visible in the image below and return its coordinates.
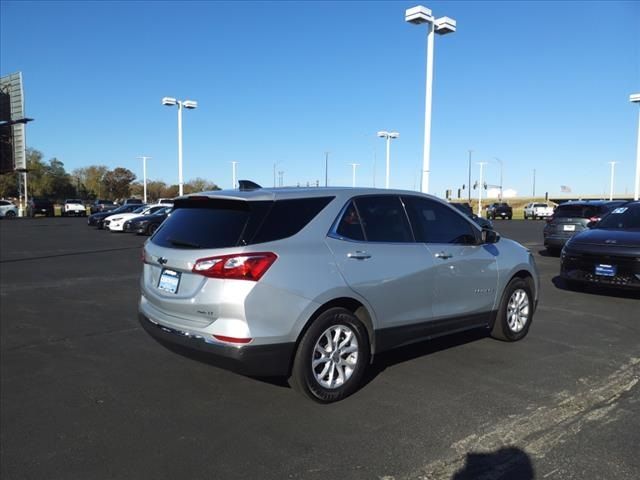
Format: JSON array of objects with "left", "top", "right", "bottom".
[
  {"left": 137, "top": 156, "right": 151, "bottom": 203},
  {"left": 477, "top": 162, "right": 487, "bottom": 216},
  {"left": 162, "top": 97, "right": 198, "bottom": 196},
  {"left": 377, "top": 131, "right": 399, "bottom": 189},
  {"left": 608, "top": 161, "right": 618, "bottom": 201},
  {"left": 631, "top": 93, "right": 640, "bottom": 200},
  {"left": 532, "top": 169, "right": 536, "bottom": 197},
  {"left": 324, "top": 152, "right": 330, "bottom": 187},
  {"left": 231, "top": 161, "right": 238, "bottom": 189},
  {"left": 494, "top": 157, "right": 503, "bottom": 200},
  {"left": 467, "top": 150, "right": 473, "bottom": 202},
  {"left": 406, "top": 5, "right": 456, "bottom": 194},
  {"left": 348, "top": 163, "right": 360, "bottom": 187}
]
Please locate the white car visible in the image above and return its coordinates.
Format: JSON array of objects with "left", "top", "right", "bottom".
[
  {"left": 524, "top": 202, "right": 554, "bottom": 220},
  {"left": 0, "top": 200, "right": 18, "bottom": 218},
  {"left": 62, "top": 199, "right": 87, "bottom": 217},
  {"left": 104, "top": 205, "right": 167, "bottom": 231}
]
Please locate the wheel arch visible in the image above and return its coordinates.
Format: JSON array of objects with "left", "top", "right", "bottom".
[{"left": 295, "top": 297, "right": 377, "bottom": 364}]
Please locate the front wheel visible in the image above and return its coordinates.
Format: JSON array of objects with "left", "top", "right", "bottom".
[
  {"left": 147, "top": 224, "right": 158, "bottom": 236},
  {"left": 5, "top": 211, "right": 16, "bottom": 218},
  {"left": 290, "top": 307, "right": 370, "bottom": 403},
  {"left": 491, "top": 277, "right": 534, "bottom": 342}
]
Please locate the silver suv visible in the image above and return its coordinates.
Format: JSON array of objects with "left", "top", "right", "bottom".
[{"left": 139, "top": 188, "right": 539, "bottom": 402}]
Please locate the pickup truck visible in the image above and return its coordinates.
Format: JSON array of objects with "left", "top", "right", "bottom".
[
  {"left": 524, "top": 202, "right": 554, "bottom": 220},
  {"left": 486, "top": 202, "right": 513, "bottom": 220}
]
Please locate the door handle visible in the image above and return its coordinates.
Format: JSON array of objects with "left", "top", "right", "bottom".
[
  {"left": 347, "top": 251, "right": 371, "bottom": 260},
  {"left": 435, "top": 252, "right": 453, "bottom": 259}
]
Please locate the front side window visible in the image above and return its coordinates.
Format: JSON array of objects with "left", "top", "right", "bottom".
[
  {"left": 353, "top": 196, "right": 413, "bottom": 243},
  {"left": 403, "top": 196, "right": 478, "bottom": 245}
]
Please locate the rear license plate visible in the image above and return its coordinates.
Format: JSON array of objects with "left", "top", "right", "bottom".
[
  {"left": 158, "top": 269, "right": 181, "bottom": 294},
  {"left": 595, "top": 264, "right": 616, "bottom": 277},
  {"left": 563, "top": 224, "right": 576, "bottom": 231}
]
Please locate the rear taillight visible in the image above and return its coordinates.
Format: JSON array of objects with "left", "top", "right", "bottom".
[
  {"left": 192, "top": 252, "right": 277, "bottom": 281},
  {"left": 212, "top": 334, "right": 252, "bottom": 344},
  {"left": 588, "top": 216, "right": 601, "bottom": 223}
]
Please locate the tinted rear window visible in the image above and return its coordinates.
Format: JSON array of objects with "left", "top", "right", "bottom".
[
  {"left": 554, "top": 204, "right": 604, "bottom": 218},
  {"left": 152, "top": 196, "right": 333, "bottom": 249}
]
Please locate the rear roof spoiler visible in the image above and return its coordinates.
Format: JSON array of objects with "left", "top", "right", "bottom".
[{"left": 238, "top": 180, "right": 262, "bottom": 191}]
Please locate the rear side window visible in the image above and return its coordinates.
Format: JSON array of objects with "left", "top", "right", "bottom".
[
  {"left": 335, "top": 201, "right": 365, "bottom": 241},
  {"left": 353, "top": 196, "right": 413, "bottom": 243},
  {"left": 250, "top": 197, "right": 334, "bottom": 244},
  {"left": 152, "top": 197, "right": 333, "bottom": 249},
  {"left": 403, "top": 196, "right": 477, "bottom": 245}
]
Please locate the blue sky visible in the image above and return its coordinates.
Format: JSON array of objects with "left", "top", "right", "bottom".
[{"left": 1, "top": 0, "right": 639, "bottom": 198}]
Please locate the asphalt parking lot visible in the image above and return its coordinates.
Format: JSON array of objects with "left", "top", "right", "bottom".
[{"left": 1, "top": 217, "right": 638, "bottom": 480}]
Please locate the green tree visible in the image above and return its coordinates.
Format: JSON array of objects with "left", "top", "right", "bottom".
[
  {"left": 103, "top": 167, "right": 136, "bottom": 200},
  {"left": 0, "top": 171, "right": 19, "bottom": 198},
  {"left": 72, "top": 165, "right": 109, "bottom": 199},
  {"left": 184, "top": 177, "right": 220, "bottom": 194}
]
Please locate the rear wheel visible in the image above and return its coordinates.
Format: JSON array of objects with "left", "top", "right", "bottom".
[
  {"left": 491, "top": 277, "right": 534, "bottom": 342},
  {"left": 5, "top": 211, "right": 16, "bottom": 218},
  {"left": 290, "top": 307, "right": 370, "bottom": 403},
  {"left": 147, "top": 223, "right": 159, "bottom": 235}
]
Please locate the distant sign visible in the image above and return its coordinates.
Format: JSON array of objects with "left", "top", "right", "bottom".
[{"left": 0, "top": 72, "right": 26, "bottom": 171}]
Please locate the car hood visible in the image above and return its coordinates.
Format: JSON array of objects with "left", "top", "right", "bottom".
[{"left": 569, "top": 229, "right": 640, "bottom": 248}]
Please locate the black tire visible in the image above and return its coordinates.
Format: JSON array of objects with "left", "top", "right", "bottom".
[
  {"left": 147, "top": 223, "right": 159, "bottom": 235},
  {"left": 5, "top": 211, "right": 16, "bottom": 218},
  {"left": 289, "top": 307, "right": 370, "bottom": 403},
  {"left": 60, "top": 211, "right": 65, "bottom": 217},
  {"left": 508, "top": 216, "right": 512, "bottom": 220},
  {"left": 546, "top": 246, "right": 560, "bottom": 256},
  {"left": 491, "top": 277, "right": 534, "bottom": 342}
]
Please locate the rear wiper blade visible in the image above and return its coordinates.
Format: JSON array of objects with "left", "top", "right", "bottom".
[{"left": 167, "top": 237, "right": 201, "bottom": 248}]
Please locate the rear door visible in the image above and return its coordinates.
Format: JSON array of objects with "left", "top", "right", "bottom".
[
  {"left": 402, "top": 196, "right": 498, "bottom": 321},
  {"left": 326, "top": 196, "right": 435, "bottom": 330}
]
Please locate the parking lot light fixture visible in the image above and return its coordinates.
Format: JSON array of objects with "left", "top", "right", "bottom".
[
  {"left": 377, "top": 131, "right": 400, "bottom": 189},
  {"left": 406, "top": 5, "right": 456, "bottom": 194},
  {"left": 231, "top": 161, "right": 238, "bottom": 189},
  {"left": 631, "top": 93, "right": 640, "bottom": 201},
  {"left": 162, "top": 97, "right": 198, "bottom": 196}
]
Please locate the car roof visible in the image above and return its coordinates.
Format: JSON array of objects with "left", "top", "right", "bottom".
[
  {"left": 179, "top": 187, "right": 442, "bottom": 202},
  {"left": 558, "top": 200, "right": 624, "bottom": 207}
]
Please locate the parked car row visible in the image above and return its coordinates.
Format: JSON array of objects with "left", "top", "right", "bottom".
[
  {"left": 547, "top": 200, "right": 640, "bottom": 291},
  {"left": 87, "top": 201, "right": 173, "bottom": 235}
]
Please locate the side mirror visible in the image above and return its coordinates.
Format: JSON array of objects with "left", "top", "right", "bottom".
[{"left": 482, "top": 228, "right": 500, "bottom": 244}]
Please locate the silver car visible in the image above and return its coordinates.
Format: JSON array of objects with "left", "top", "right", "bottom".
[{"left": 139, "top": 187, "right": 538, "bottom": 402}]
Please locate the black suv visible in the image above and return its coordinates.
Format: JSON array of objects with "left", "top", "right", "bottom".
[
  {"left": 28, "top": 198, "right": 55, "bottom": 217},
  {"left": 486, "top": 202, "right": 513, "bottom": 220},
  {"left": 543, "top": 200, "right": 627, "bottom": 255}
]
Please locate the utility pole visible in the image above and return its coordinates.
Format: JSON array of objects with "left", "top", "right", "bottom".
[{"left": 477, "top": 162, "right": 487, "bottom": 216}]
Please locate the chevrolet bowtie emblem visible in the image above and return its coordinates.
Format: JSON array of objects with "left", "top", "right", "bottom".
[{"left": 157, "top": 257, "right": 168, "bottom": 265}]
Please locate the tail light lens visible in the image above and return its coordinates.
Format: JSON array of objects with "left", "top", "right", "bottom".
[
  {"left": 588, "top": 216, "right": 601, "bottom": 223},
  {"left": 192, "top": 252, "right": 277, "bottom": 281}
]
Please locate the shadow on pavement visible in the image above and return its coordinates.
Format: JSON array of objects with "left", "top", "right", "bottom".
[{"left": 452, "top": 446, "right": 534, "bottom": 480}]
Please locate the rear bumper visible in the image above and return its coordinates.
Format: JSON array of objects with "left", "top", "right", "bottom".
[
  {"left": 139, "top": 313, "right": 295, "bottom": 377},
  {"left": 543, "top": 234, "right": 572, "bottom": 248}
]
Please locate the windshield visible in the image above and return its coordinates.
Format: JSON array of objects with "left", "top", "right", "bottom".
[
  {"left": 534, "top": 203, "right": 548, "bottom": 208},
  {"left": 66, "top": 199, "right": 82, "bottom": 204},
  {"left": 133, "top": 206, "right": 147, "bottom": 213},
  {"left": 597, "top": 205, "right": 640, "bottom": 230}
]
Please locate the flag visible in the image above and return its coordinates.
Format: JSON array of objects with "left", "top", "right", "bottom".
[{"left": 560, "top": 185, "right": 571, "bottom": 193}]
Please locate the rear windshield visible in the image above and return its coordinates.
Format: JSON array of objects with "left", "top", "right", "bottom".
[
  {"left": 554, "top": 204, "right": 604, "bottom": 218},
  {"left": 151, "top": 196, "right": 334, "bottom": 249},
  {"left": 534, "top": 203, "right": 548, "bottom": 208},
  {"left": 66, "top": 199, "right": 82, "bottom": 204},
  {"left": 597, "top": 205, "right": 640, "bottom": 229}
]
